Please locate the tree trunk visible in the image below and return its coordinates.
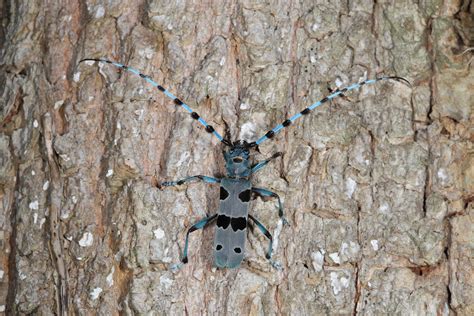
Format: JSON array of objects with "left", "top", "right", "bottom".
[{"left": 1, "top": 0, "right": 473, "bottom": 315}]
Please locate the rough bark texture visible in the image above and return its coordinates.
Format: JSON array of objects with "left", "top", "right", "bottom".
[{"left": 0, "top": 0, "right": 473, "bottom": 315}]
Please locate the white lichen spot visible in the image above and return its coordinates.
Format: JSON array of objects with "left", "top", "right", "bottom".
[
  {"left": 116, "top": 122, "right": 122, "bottom": 129},
  {"left": 153, "top": 228, "right": 165, "bottom": 239},
  {"left": 335, "top": 77, "right": 343, "bottom": 88},
  {"left": 348, "top": 241, "right": 360, "bottom": 256},
  {"left": 60, "top": 154, "right": 70, "bottom": 161},
  {"left": 85, "top": 60, "right": 96, "bottom": 66},
  {"left": 311, "top": 23, "right": 320, "bottom": 31},
  {"left": 88, "top": 96, "right": 94, "bottom": 101},
  {"left": 368, "top": 281, "right": 372, "bottom": 287},
  {"left": 330, "top": 272, "right": 350, "bottom": 295},
  {"left": 138, "top": 47, "right": 154, "bottom": 59},
  {"left": 340, "top": 276, "right": 350, "bottom": 288},
  {"left": 95, "top": 6, "right": 105, "bottom": 18},
  {"left": 134, "top": 109, "right": 145, "bottom": 120},
  {"left": 272, "top": 218, "right": 284, "bottom": 251},
  {"left": 311, "top": 249, "right": 325, "bottom": 272},
  {"left": 33, "top": 213, "right": 38, "bottom": 224},
  {"left": 90, "top": 287, "right": 102, "bottom": 300},
  {"left": 54, "top": 100, "right": 64, "bottom": 109},
  {"left": 329, "top": 252, "right": 341, "bottom": 264},
  {"left": 159, "top": 275, "right": 174, "bottom": 289},
  {"left": 240, "top": 103, "right": 250, "bottom": 110},
  {"left": 106, "top": 169, "right": 114, "bottom": 177},
  {"left": 379, "top": 202, "right": 390, "bottom": 213},
  {"left": 239, "top": 122, "right": 257, "bottom": 142},
  {"left": 345, "top": 177, "right": 357, "bottom": 198},
  {"left": 33, "top": 120, "right": 39, "bottom": 128},
  {"left": 71, "top": 195, "right": 78, "bottom": 204},
  {"left": 219, "top": 57, "right": 226, "bottom": 66},
  {"left": 31, "top": 170, "right": 36, "bottom": 176},
  {"left": 132, "top": 127, "right": 140, "bottom": 137},
  {"left": 371, "top": 240, "right": 379, "bottom": 251},
  {"left": 77, "top": 256, "right": 83, "bottom": 261},
  {"left": 19, "top": 271, "right": 27, "bottom": 280},
  {"left": 167, "top": 23, "right": 173, "bottom": 30},
  {"left": 106, "top": 267, "right": 115, "bottom": 287},
  {"left": 39, "top": 218, "right": 46, "bottom": 228},
  {"left": 162, "top": 256, "right": 172, "bottom": 263},
  {"left": 0, "top": 305, "right": 5, "bottom": 312},
  {"left": 73, "top": 72, "right": 81, "bottom": 82},
  {"left": 79, "top": 232, "right": 94, "bottom": 247},
  {"left": 310, "top": 55, "right": 317, "bottom": 63},
  {"left": 437, "top": 168, "right": 448, "bottom": 182},
  {"left": 176, "top": 151, "right": 191, "bottom": 168},
  {"left": 29, "top": 200, "right": 39, "bottom": 210},
  {"left": 0, "top": 270, "right": 4, "bottom": 279}
]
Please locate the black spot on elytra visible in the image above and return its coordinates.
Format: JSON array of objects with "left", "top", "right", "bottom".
[
  {"left": 231, "top": 217, "right": 247, "bottom": 231},
  {"left": 234, "top": 247, "right": 241, "bottom": 253},
  {"left": 220, "top": 187, "right": 229, "bottom": 200},
  {"left": 238, "top": 189, "right": 251, "bottom": 202},
  {"left": 216, "top": 244, "right": 222, "bottom": 251},
  {"left": 157, "top": 85, "right": 165, "bottom": 91},
  {"left": 191, "top": 112, "right": 200, "bottom": 120},
  {"left": 174, "top": 98, "right": 183, "bottom": 105},
  {"left": 321, "top": 97, "right": 329, "bottom": 103},
  {"left": 216, "top": 215, "right": 230, "bottom": 229}
]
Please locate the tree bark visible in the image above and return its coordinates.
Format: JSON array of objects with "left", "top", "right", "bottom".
[{"left": 1, "top": 0, "right": 473, "bottom": 315}]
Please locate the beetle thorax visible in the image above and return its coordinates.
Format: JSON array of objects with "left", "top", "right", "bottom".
[{"left": 224, "top": 143, "right": 251, "bottom": 178}]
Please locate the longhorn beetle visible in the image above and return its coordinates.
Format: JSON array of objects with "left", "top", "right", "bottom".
[{"left": 80, "top": 58, "right": 409, "bottom": 269}]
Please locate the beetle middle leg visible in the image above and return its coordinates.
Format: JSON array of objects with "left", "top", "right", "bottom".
[{"left": 251, "top": 187, "right": 289, "bottom": 225}]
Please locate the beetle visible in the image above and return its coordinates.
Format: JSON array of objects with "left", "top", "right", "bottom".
[{"left": 80, "top": 58, "right": 409, "bottom": 269}]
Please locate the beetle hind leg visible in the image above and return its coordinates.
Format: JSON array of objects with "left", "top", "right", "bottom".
[
  {"left": 248, "top": 214, "right": 282, "bottom": 270},
  {"left": 179, "top": 214, "right": 217, "bottom": 266}
]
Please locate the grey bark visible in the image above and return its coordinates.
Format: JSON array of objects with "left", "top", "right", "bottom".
[{"left": 0, "top": 0, "right": 473, "bottom": 315}]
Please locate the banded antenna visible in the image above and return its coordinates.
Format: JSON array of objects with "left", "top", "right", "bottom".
[
  {"left": 249, "top": 76, "right": 411, "bottom": 147},
  {"left": 79, "top": 58, "right": 232, "bottom": 146}
]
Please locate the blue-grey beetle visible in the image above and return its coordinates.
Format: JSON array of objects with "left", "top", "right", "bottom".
[{"left": 80, "top": 58, "right": 409, "bottom": 269}]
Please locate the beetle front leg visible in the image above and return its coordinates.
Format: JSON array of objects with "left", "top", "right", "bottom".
[
  {"left": 251, "top": 152, "right": 282, "bottom": 174},
  {"left": 251, "top": 187, "right": 289, "bottom": 225},
  {"left": 160, "top": 175, "right": 221, "bottom": 188}
]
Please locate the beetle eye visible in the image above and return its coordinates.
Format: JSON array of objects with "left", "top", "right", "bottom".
[{"left": 233, "top": 157, "right": 243, "bottom": 163}]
